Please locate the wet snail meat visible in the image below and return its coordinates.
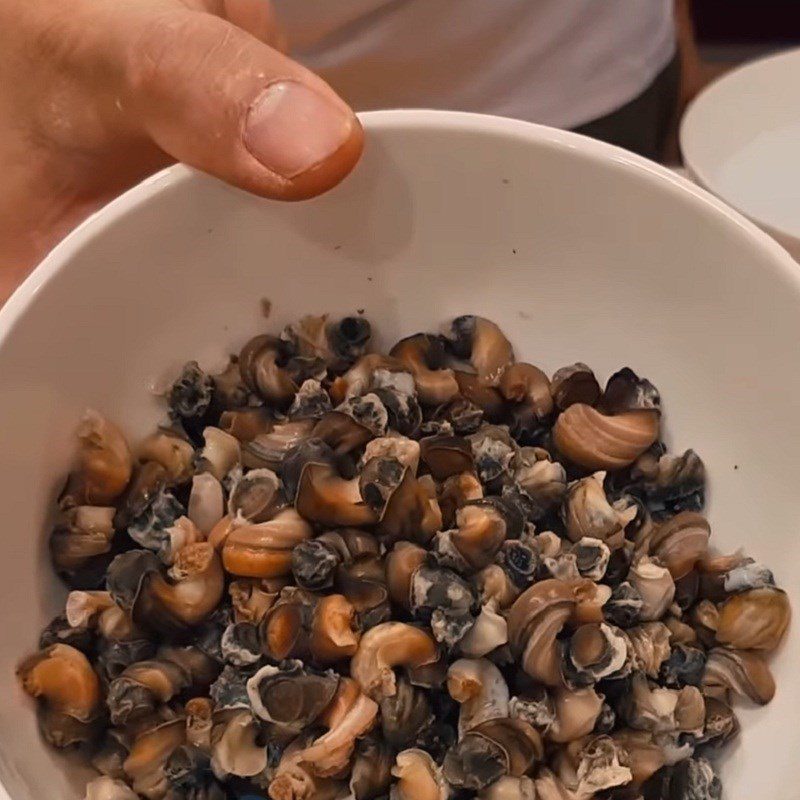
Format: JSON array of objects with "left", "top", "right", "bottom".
[{"left": 18, "top": 312, "right": 789, "bottom": 800}]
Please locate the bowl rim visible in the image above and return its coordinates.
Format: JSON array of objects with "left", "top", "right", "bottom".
[
  {"left": 2, "top": 107, "right": 798, "bottom": 348},
  {"left": 680, "top": 46, "right": 800, "bottom": 245}
]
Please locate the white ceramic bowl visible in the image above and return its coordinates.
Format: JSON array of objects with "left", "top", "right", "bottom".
[
  {"left": 1, "top": 110, "right": 799, "bottom": 800},
  {"left": 681, "top": 47, "right": 800, "bottom": 259}
]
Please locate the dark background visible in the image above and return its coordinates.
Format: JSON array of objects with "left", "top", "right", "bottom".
[{"left": 694, "top": 2, "right": 800, "bottom": 45}]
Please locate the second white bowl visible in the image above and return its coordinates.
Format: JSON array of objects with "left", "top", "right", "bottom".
[{"left": 681, "top": 47, "right": 800, "bottom": 259}]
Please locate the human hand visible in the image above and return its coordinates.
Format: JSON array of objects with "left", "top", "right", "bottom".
[{"left": 0, "top": 0, "right": 363, "bottom": 302}]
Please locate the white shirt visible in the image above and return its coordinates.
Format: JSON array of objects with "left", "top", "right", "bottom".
[{"left": 274, "top": 0, "right": 677, "bottom": 129}]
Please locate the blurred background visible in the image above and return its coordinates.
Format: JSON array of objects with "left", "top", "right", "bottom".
[{"left": 695, "top": 1, "right": 800, "bottom": 65}]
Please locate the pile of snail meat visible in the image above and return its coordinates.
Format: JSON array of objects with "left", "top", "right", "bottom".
[{"left": 18, "top": 314, "right": 790, "bottom": 800}]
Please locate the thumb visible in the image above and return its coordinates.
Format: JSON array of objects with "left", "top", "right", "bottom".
[{"left": 121, "top": 9, "right": 362, "bottom": 200}]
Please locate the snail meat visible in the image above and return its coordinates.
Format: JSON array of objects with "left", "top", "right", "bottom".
[{"left": 17, "top": 312, "right": 787, "bottom": 800}]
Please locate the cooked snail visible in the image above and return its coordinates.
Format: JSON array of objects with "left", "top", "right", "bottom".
[
  {"left": 351, "top": 735, "right": 394, "bottom": 800},
  {"left": 246, "top": 661, "right": 339, "bottom": 731},
  {"left": 380, "top": 677, "right": 434, "bottom": 748},
  {"left": 77, "top": 411, "right": 133, "bottom": 504},
  {"left": 715, "top": 586, "right": 790, "bottom": 652},
  {"left": 281, "top": 314, "right": 371, "bottom": 372},
  {"left": 622, "top": 673, "right": 705, "bottom": 735},
  {"left": 629, "top": 557, "right": 675, "bottom": 622},
  {"left": 625, "top": 621, "right": 672, "bottom": 678},
  {"left": 561, "top": 622, "right": 629, "bottom": 686},
  {"left": 390, "top": 334, "right": 459, "bottom": 406},
  {"left": 210, "top": 709, "right": 270, "bottom": 780},
  {"left": 442, "top": 717, "right": 542, "bottom": 791},
  {"left": 554, "top": 404, "right": 659, "bottom": 471},
  {"left": 447, "top": 657, "right": 510, "bottom": 735},
  {"left": 391, "top": 748, "right": 449, "bottom": 800},
  {"left": 222, "top": 509, "right": 313, "bottom": 579},
  {"left": 227, "top": 466, "right": 283, "bottom": 522},
  {"left": 701, "top": 647, "right": 775, "bottom": 705},
  {"left": 239, "top": 335, "right": 296, "bottom": 408},
  {"left": 137, "top": 431, "right": 194, "bottom": 485},
  {"left": 562, "top": 472, "right": 635, "bottom": 544},
  {"left": 261, "top": 587, "right": 361, "bottom": 665},
  {"left": 359, "top": 455, "right": 441, "bottom": 543},
  {"left": 351, "top": 622, "right": 440, "bottom": 700},
  {"left": 507, "top": 579, "right": 590, "bottom": 686},
  {"left": 550, "top": 363, "right": 601, "bottom": 410},
  {"left": 313, "top": 394, "right": 388, "bottom": 455},
  {"left": 243, "top": 420, "right": 315, "bottom": 471},
  {"left": 282, "top": 439, "right": 378, "bottom": 528},
  {"left": 107, "top": 543, "right": 224, "bottom": 635},
  {"left": 443, "top": 315, "right": 514, "bottom": 386},
  {"left": 547, "top": 686, "right": 604, "bottom": 743},
  {"left": 419, "top": 434, "right": 474, "bottom": 481},
  {"left": 268, "top": 678, "right": 378, "bottom": 799},
  {"left": 648, "top": 511, "right": 710, "bottom": 580},
  {"left": 459, "top": 604, "right": 509, "bottom": 656},
  {"left": 20, "top": 312, "right": 788, "bottom": 800},
  {"left": 434, "top": 497, "right": 522, "bottom": 573},
  {"left": 106, "top": 646, "right": 219, "bottom": 725},
  {"left": 552, "top": 735, "right": 632, "bottom": 796},
  {"left": 50, "top": 504, "right": 117, "bottom": 588},
  {"left": 17, "top": 644, "right": 102, "bottom": 747}
]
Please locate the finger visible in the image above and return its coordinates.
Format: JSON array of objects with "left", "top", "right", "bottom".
[{"left": 120, "top": 8, "right": 361, "bottom": 200}]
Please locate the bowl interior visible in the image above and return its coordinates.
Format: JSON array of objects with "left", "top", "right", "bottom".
[
  {"left": 0, "top": 111, "right": 799, "bottom": 800},
  {"left": 681, "top": 47, "right": 800, "bottom": 247}
]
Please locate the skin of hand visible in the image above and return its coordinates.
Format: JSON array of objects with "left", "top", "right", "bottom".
[{"left": 0, "top": 0, "right": 363, "bottom": 303}]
